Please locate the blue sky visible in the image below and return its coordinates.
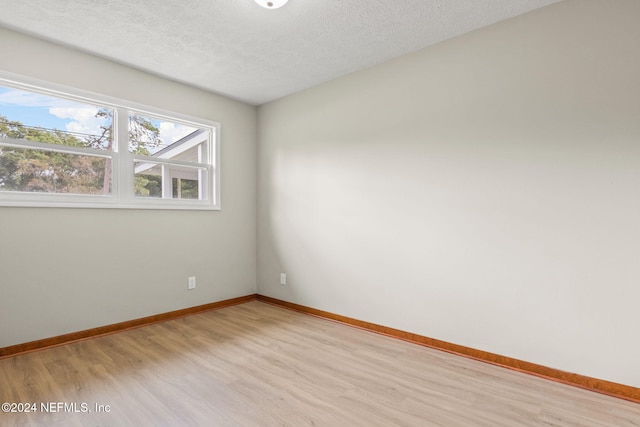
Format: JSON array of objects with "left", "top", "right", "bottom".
[
  {"left": 0, "top": 85, "right": 83, "bottom": 132},
  {"left": 0, "top": 85, "right": 196, "bottom": 150}
]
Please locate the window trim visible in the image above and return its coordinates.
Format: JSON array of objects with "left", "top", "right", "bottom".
[{"left": 0, "top": 71, "right": 220, "bottom": 210}]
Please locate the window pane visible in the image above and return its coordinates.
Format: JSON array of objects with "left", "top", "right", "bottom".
[
  {"left": 173, "top": 177, "right": 199, "bottom": 199},
  {"left": 0, "top": 75, "right": 217, "bottom": 209},
  {"left": 128, "top": 113, "right": 208, "bottom": 162},
  {"left": 134, "top": 161, "right": 162, "bottom": 198},
  {"left": 0, "top": 85, "right": 113, "bottom": 150},
  {"left": 134, "top": 160, "right": 207, "bottom": 200},
  {"left": 0, "top": 145, "right": 110, "bottom": 195}
]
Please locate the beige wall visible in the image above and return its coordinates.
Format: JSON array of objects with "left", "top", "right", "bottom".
[
  {"left": 0, "top": 28, "right": 257, "bottom": 347},
  {"left": 257, "top": 0, "right": 640, "bottom": 387}
]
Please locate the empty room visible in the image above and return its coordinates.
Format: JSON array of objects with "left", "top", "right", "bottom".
[{"left": 1, "top": 0, "right": 639, "bottom": 425}]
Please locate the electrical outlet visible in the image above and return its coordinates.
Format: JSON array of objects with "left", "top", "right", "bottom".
[
  {"left": 280, "top": 273, "right": 287, "bottom": 286},
  {"left": 188, "top": 276, "right": 196, "bottom": 290}
]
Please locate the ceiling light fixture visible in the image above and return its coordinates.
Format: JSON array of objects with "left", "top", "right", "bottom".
[{"left": 254, "top": 0, "right": 288, "bottom": 9}]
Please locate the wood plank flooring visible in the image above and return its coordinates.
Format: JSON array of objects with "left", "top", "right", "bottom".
[{"left": 0, "top": 301, "right": 638, "bottom": 426}]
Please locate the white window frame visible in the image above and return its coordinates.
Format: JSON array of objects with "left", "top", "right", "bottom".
[{"left": 0, "top": 72, "right": 220, "bottom": 210}]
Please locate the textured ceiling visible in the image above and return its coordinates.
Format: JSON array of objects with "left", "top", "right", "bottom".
[{"left": 0, "top": 0, "right": 560, "bottom": 105}]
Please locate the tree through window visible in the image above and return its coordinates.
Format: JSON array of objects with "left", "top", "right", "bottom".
[{"left": 0, "top": 78, "right": 218, "bottom": 209}]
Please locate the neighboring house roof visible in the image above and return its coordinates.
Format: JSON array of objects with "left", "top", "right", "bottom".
[{"left": 134, "top": 129, "right": 209, "bottom": 177}]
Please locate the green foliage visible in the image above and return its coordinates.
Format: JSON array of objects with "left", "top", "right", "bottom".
[
  {"left": 0, "top": 112, "right": 162, "bottom": 196},
  {"left": 173, "top": 178, "right": 198, "bottom": 199},
  {"left": 0, "top": 115, "right": 107, "bottom": 194},
  {"left": 134, "top": 174, "right": 161, "bottom": 197}
]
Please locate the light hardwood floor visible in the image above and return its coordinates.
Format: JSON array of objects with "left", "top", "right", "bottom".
[{"left": 0, "top": 301, "right": 639, "bottom": 426}]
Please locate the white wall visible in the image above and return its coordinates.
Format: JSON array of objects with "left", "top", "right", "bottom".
[
  {"left": 0, "top": 28, "right": 257, "bottom": 347},
  {"left": 257, "top": 0, "right": 640, "bottom": 387}
]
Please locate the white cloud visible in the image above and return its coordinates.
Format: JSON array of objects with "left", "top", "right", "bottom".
[
  {"left": 159, "top": 121, "right": 197, "bottom": 146},
  {"left": 0, "top": 88, "right": 109, "bottom": 138},
  {"left": 1, "top": 88, "right": 195, "bottom": 147},
  {"left": 49, "top": 107, "right": 108, "bottom": 137}
]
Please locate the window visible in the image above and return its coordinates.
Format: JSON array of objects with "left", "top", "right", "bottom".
[
  {"left": 0, "top": 75, "right": 219, "bottom": 210},
  {"left": 129, "top": 113, "right": 211, "bottom": 202}
]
